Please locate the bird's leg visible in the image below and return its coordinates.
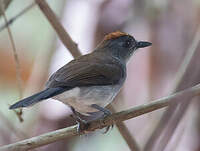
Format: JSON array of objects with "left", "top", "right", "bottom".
[
  {"left": 91, "top": 104, "right": 111, "bottom": 116},
  {"left": 70, "top": 107, "right": 89, "bottom": 133},
  {"left": 91, "top": 104, "right": 113, "bottom": 133}
]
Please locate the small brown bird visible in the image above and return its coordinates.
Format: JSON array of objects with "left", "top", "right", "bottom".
[{"left": 10, "top": 31, "right": 151, "bottom": 130}]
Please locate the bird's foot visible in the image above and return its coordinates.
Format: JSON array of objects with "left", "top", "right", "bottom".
[
  {"left": 102, "top": 111, "right": 114, "bottom": 134},
  {"left": 91, "top": 104, "right": 114, "bottom": 134},
  {"left": 70, "top": 107, "right": 91, "bottom": 134},
  {"left": 76, "top": 118, "right": 90, "bottom": 134},
  {"left": 71, "top": 114, "right": 90, "bottom": 134}
]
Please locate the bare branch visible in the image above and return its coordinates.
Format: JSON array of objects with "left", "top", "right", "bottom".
[
  {"left": 35, "top": 0, "right": 81, "bottom": 58},
  {"left": 0, "top": 0, "right": 12, "bottom": 16},
  {"left": 0, "top": 2, "right": 35, "bottom": 32},
  {"left": 0, "top": 0, "right": 24, "bottom": 122},
  {"left": 144, "top": 26, "right": 200, "bottom": 151},
  {"left": 1, "top": 83, "right": 200, "bottom": 151},
  {"left": 171, "top": 27, "right": 200, "bottom": 91},
  {"left": 156, "top": 26, "right": 200, "bottom": 150}
]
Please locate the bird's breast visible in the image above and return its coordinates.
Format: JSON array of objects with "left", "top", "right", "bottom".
[{"left": 53, "top": 84, "right": 123, "bottom": 115}]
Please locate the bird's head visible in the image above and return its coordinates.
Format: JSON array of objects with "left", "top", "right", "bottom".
[{"left": 95, "top": 31, "right": 152, "bottom": 62}]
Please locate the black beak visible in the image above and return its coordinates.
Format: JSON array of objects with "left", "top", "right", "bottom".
[{"left": 136, "top": 41, "right": 152, "bottom": 48}]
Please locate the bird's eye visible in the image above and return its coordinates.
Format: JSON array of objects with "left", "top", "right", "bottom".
[{"left": 123, "top": 39, "right": 133, "bottom": 48}]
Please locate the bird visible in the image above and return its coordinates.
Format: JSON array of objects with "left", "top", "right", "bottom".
[{"left": 9, "top": 31, "right": 151, "bottom": 131}]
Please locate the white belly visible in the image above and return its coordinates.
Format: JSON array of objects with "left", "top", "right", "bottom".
[{"left": 53, "top": 85, "right": 121, "bottom": 115}]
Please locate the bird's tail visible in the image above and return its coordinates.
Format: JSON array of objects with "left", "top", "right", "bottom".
[{"left": 9, "top": 87, "right": 67, "bottom": 109}]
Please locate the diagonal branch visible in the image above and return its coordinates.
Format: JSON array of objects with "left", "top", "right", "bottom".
[
  {"left": 0, "top": 0, "right": 24, "bottom": 122},
  {"left": 0, "top": 2, "right": 35, "bottom": 32},
  {"left": 1, "top": 83, "right": 200, "bottom": 151},
  {"left": 144, "top": 26, "right": 200, "bottom": 151},
  {"left": 34, "top": 0, "right": 140, "bottom": 150},
  {"left": 155, "top": 26, "right": 200, "bottom": 150},
  {"left": 0, "top": 0, "right": 23, "bottom": 99},
  {"left": 0, "top": 0, "right": 12, "bottom": 16},
  {"left": 35, "top": 0, "right": 81, "bottom": 58}
]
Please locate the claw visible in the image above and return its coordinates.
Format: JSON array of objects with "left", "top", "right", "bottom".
[
  {"left": 100, "top": 109, "right": 114, "bottom": 134},
  {"left": 103, "top": 124, "right": 114, "bottom": 134},
  {"left": 76, "top": 119, "right": 90, "bottom": 134},
  {"left": 70, "top": 107, "right": 90, "bottom": 134},
  {"left": 102, "top": 113, "right": 113, "bottom": 134},
  {"left": 71, "top": 106, "right": 114, "bottom": 134}
]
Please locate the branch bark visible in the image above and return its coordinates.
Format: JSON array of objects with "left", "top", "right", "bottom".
[
  {"left": 0, "top": 0, "right": 24, "bottom": 122},
  {"left": 155, "top": 26, "right": 200, "bottom": 150},
  {"left": 1, "top": 83, "right": 200, "bottom": 151},
  {"left": 0, "top": 2, "right": 35, "bottom": 32},
  {"left": 144, "top": 26, "right": 200, "bottom": 151},
  {"left": 35, "top": 0, "right": 82, "bottom": 58}
]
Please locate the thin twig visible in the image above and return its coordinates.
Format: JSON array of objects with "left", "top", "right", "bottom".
[
  {"left": 171, "top": 28, "right": 200, "bottom": 91},
  {"left": 1, "top": 83, "right": 200, "bottom": 151},
  {"left": 0, "top": 0, "right": 12, "bottom": 16},
  {"left": 144, "top": 26, "right": 200, "bottom": 151},
  {"left": 156, "top": 27, "right": 200, "bottom": 150},
  {"left": 35, "top": 1, "right": 140, "bottom": 150},
  {"left": 0, "top": 2, "right": 36, "bottom": 32},
  {"left": 35, "top": 0, "right": 81, "bottom": 58},
  {"left": 0, "top": 0, "right": 23, "bottom": 122}
]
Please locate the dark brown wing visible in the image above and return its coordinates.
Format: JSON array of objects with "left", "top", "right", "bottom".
[{"left": 46, "top": 53, "right": 126, "bottom": 88}]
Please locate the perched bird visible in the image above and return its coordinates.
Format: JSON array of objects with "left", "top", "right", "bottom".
[{"left": 9, "top": 31, "right": 151, "bottom": 130}]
